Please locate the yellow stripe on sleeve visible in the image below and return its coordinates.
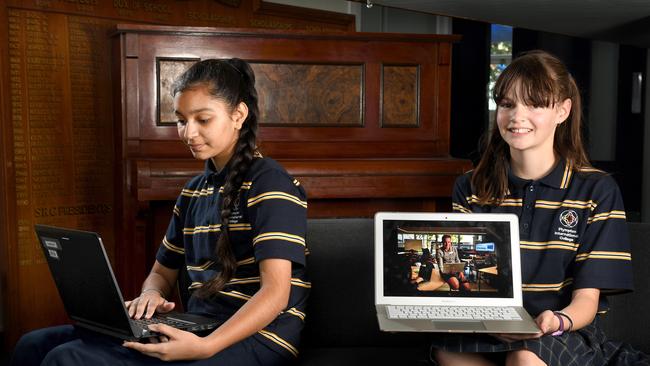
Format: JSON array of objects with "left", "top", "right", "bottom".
[
  {"left": 284, "top": 307, "right": 306, "bottom": 321},
  {"left": 587, "top": 210, "right": 627, "bottom": 224},
  {"left": 247, "top": 191, "right": 307, "bottom": 208},
  {"left": 257, "top": 330, "right": 299, "bottom": 357},
  {"left": 290, "top": 279, "right": 312, "bottom": 288},
  {"left": 452, "top": 203, "right": 472, "bottom": 213},
  {"left": 253, "top": 232, "right": 306, "bottom": 246},
  {"left": 162, "top": 236, "right": 185, "bottom": 254},
  {"left": 522, "top": 278, "right": 573, "bottom": 292},
  {"left": 219, "top": 290, "right": 252, "bottom": 301}
]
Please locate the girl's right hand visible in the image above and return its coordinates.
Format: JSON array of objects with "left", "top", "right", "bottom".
[
  {"left": 492, "top": 309, "right": 557, "bottom": 342},
  {"left": 534, "top": 310, "right": 561, "bottom": 335},
  {"left": 125, "top": 289, "right": 175, "bottom": 319}
]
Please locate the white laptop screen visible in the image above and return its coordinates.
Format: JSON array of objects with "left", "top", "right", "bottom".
[{"left": 380, "top": 217, "right": 515, "bottom": 300}]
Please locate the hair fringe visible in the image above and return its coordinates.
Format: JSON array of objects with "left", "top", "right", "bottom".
[{"left": 472, "top": 50, "right": 592, "bottom": 204}]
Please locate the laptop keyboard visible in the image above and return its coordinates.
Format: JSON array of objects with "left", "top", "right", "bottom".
[
  {"left": 386, "top": 305, "right": 523, "bottom": 320},
  {"left": 134, "top": 315, "right": 194, "bottom": 329}
]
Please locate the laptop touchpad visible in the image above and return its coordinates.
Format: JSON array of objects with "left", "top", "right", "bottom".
[{"left": 432, "top": 321, "right": 487, "bottom": 331}]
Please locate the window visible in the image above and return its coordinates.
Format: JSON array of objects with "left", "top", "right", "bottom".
[{"left": 488, "top": 24, "right": 513, "bottom": 124}]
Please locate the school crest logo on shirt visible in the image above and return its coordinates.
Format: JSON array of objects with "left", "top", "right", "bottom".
[{"left": 559, "top": 210, "right": 579, "bottom": 228}]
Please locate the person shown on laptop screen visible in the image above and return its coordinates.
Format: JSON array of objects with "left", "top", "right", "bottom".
[
  {"left": 435, "top": 235, "right": 471, "bottom": 292},
  {"left": 12, "top": 59, "right": 308, "bottom": 366},
  {"left": 431, "top": 50, "right": 649, "bottom": 365}
]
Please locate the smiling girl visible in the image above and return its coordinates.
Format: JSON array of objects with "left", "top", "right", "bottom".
[
  {"left": 11, "top": 59, "right": 308, "bottom": 366},
  {"left": 431, "top": 50, "right": 649, "bottom": 366}
]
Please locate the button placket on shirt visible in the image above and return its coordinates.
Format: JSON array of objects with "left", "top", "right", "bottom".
[{"left": 520, "top": 183, "right": 536, "bottom": 238}]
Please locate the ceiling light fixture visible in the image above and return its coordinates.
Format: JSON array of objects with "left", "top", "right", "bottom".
[{"left": 366, "top": 0, "right": 373, "bottom": 9}]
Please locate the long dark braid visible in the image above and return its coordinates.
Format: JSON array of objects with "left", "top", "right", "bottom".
[{"left": 173, "top": 58, "right": 260, "bottom": 297}]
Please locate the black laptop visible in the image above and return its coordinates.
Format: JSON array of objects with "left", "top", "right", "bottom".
[{"left": 34, "top": 224, "right": 220, "bottom": 341}]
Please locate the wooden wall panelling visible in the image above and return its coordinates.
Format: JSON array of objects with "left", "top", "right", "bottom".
[
  {"left": 5, "top": 1, "right": 355, "bottom": 32},
  {"left": 4, "top": 9, "right": 82, "bottom": 343},
  {"left": 0, "top": 1, "right": 17, "bottom": 347}
]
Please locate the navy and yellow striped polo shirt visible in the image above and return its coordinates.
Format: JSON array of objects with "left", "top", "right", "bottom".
[
  {"left": 452, "top": 159, "right": 633, "bottom": 316},
  {"left": 156, "top": 157, "right": 308, "bottom": 359}
]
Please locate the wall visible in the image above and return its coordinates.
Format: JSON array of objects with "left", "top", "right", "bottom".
[
  {"left": 266, "top": 0, "right": 363, "bottom": 30},
  {"left": 615, "top": 45, "right": 647, "bottom": 220},
  {"left": 589, "top": 41, "right": 619, "bottom": 161},
  {"left": 643, "top": 48, "right": 650, "bottom": 222},
  {"left": 449, "top": 18, "right": 490, "bottom": 162},
  {"left": 360, "top": 4, "right": 451, "bottom": 34},
  {"left": 267, "top": 0, "right": 357, "bottom": 15}
]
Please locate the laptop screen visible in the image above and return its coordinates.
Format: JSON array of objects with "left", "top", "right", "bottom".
[
  {"left": 375, "top": 213, "right": 522, "bottom": 305},
  {"left": 34, "top": 225, "right": 135, "bottom": 337}
]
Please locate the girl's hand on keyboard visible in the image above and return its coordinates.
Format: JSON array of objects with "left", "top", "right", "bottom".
[
  {"left": 125, "top": 290, "right": 176, "bottom": 320},
  {"left": 123, "top": 323, "right": 209, "bottom": 361}
]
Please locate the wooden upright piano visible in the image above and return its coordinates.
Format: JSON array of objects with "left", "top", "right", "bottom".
[{"left": 111, "top": 24, "right": 471, "bottom": 297}]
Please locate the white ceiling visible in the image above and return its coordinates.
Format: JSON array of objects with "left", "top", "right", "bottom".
[{"left": 364, "top": 0, "right": 650, "bottom": 48}]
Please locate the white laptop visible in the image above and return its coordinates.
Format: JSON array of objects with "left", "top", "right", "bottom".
[{"left": 374, "top": 212, "right": 540, "bottom": 333}]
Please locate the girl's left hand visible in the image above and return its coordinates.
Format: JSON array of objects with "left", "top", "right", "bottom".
[
  {"left": 123, "top": 324, "right": 211, "bottom": 361},
  {"left": 493, "top": 310, "right": 557, "bottom": 342}
]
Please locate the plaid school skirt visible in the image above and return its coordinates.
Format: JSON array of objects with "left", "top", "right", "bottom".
[{"left": 429, "top": 318, "right": 649, "bottom": 366}]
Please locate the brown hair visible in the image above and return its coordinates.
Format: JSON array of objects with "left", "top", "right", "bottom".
[
  {"left": 172, "top": 58, "right": 259, "bottom": 296},
  {"left": 471, "top": 50, "right": 591, "bottom": 204}
]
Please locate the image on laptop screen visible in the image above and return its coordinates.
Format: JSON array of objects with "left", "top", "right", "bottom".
[{"left": 382, "top": 219, "right": 514, "bottom": 299}]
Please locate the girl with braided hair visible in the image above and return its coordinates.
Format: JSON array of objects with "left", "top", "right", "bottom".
[{"left": 11, "top": 58, "right": 308, "bottom": 366}]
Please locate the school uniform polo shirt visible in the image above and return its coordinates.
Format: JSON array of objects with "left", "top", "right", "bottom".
[
  {"left": 156, "top": 157, "right": 308, "bottom": 359},
  {"left": 452, "top": 159, "right": 633, "bottom": 316}
]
